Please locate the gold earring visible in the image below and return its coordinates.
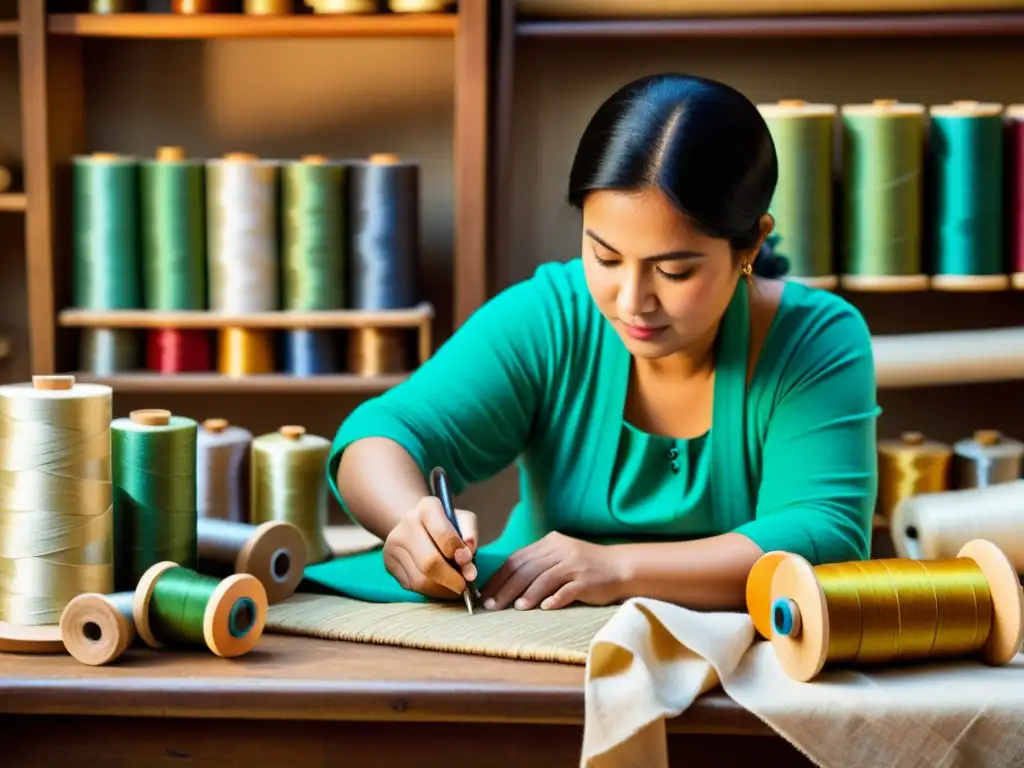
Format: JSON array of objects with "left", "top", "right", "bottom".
[{"left": 741, "top": 262, "right": 753, "bottom": 279}]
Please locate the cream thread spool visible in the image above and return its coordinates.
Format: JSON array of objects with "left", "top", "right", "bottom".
[
  {"left": 197, "top": 518, "right": 308, "bottom": 604},
  {"left": 197, "top": 417, "right": 253, "bottom": 522},
  {"left": 60, "top": 592, "right": 136, "bottom": 666},
  {"left": 953, "top": 429, "right": 1024, "bottom": 489},
  {"left": 0, "top": 374, "right": 114, "bottom": 653}
]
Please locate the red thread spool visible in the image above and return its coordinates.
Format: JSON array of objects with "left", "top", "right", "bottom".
[
  {"left": 147, "top": 329, "right": 212, "bottom": 373},
  {"left": 1009, "top": 106, "right": 1024, "bottom": 286}
]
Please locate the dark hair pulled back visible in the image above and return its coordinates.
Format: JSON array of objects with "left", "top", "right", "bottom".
[{"left": 568, "top": 73, "right": 788, "bottom": 279}]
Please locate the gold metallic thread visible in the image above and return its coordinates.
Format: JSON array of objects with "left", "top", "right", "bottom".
[
  {"left": 348, "top": 328, "right": 408, "bottom": 376},
  {"left": 218, "top": 328, "right": 275, "bottom": 377},
  {"left": 0, "top": 377, "right": 115, "bottom": 626},
  {"left": 877, "top": 431, "right": 952, "bottom": 520}
]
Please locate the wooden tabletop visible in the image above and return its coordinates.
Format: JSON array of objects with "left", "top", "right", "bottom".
[{"left": 0, "top": 634, "right": 770, "bottom": 735}]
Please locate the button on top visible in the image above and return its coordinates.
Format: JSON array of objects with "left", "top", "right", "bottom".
[
  {"left": 670, "top": 461, "right": 680, "bottom": 474},
  {"left": 666, "top": 447, "right": 679, "bottom": 460}
]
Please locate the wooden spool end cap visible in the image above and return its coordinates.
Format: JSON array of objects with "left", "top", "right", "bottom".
[
  {"left": 203, "top": 418, "right": 229, "bottom": 433},
  {"left": 279, "top": 425, "right": 306, "bottom": 440},
  {"left": 873, "top": 98, "right": 898, "bottom": 106},
  {"left": 776, "top": 99, "right": 808, "bottom": 107},
  {"left": 32, "top": 375, "right": 75, "bottom": 391},
  {"left": 223, "top": 152, "right": 258, "bottom": 162},
  {"left": 958, "top": 539, "right": 1024, "bottom": 667},
  {"left": 301, "top": 154, "right": 329, "bottom": 164},
  {"left": 90, "top": 152, "right": 120, "bottom": 161},
  {"left": 368, "top": 153, "right": 400, "bottom": 165},
  {"left": 975, "top": 429, "right": 1002, "bottom": 446},
  {"left": 156, "top": 146, "right": 186, "bottom": 162},
  {"left": 131, "top": 409, "right": 172, "bottom": 427},
  {"left": 745, "top": 550, "right": 792, "bottom": 640},
  {"left": 901, "top": 431, "right": 925, "bottom": 445}
]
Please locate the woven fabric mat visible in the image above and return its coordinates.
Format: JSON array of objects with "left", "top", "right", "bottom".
[{"left": 266, "top": 592, "right": 620, "bottom": 664}]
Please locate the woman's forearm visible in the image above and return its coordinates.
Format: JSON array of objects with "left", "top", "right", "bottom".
[
  {"left": 336, "top": 437, "right": 429, "bottom": 540},
  {"left": 611, "top": 532, "right": 764, "bottom": 611}
]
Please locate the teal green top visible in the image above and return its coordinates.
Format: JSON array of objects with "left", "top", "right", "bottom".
[{"left": 306, "top": 259, "right": 880, "bottom": 602}]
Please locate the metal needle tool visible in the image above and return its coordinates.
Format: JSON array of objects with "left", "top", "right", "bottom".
[{"left": 429, "top": 466, "right": 481, "bottom": 614}]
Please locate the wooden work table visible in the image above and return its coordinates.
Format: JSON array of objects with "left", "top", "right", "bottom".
[{"left": 0, "top": 634, "right": 809, "bottom": 767}]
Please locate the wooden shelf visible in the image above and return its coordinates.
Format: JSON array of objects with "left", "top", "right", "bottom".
[
  {"left": 0, "top": 193, "right": 27, "bottom": 212},
  {"left": 48, "top": 12, "right": 458, "bottom": 39},
  {"left": 516, "top": 12, "right": 1024, "bottom": 38},
  {"left": 57, "top": 303, "right": 434, "bottom": 330},
  {"left": 0, "top": 20, "right": 18, "bottom": 36},
  {"left": 68, "top": 372, "right": 410, "bottom": 394}
]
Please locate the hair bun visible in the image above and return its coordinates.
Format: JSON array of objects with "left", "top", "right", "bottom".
[{"left": 753, "top": 233, "right": 790, "bottom": 279}]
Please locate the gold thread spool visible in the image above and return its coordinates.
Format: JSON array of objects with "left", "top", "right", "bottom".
[
  {"left": 748, "top": 539, "right": 1024, "bottom": 682},
  {"left": 59, "top": 592, "right": 136, "bottom": 666},
  {"left": 877, "top": 431, "right": 952, "bottom": 521},
  {"left": 244, "top": 0, "right": 293, "bottom": 14},
  {"left": 133, "top": 561, "right": 268, "bottom": 658},
  {"left": 251, "top": 426, "right": 332, "bottom": 563},
  {"left": 171, "top": 0, "right": 219, "bottom": 12},
  {"left": 0, "top": 165, "right": 12, "bottom": 194},
  {"left": 348, "top": 328, "right": 408, "bottom": 376},
  {"left": 0, "top": 374, "right": 114, "bottom": 654},
  {"left": 197, "top": 519, "right": 308, "bottom": 604},
  {"left": 307, "top": 0, "right": 381, "bottom": 11},
  {"left": 953, "top": 429, "right": 1024, "bottom": 489},
  {"left": 218, "top": 328, "right": 275, "bottom": 377}
]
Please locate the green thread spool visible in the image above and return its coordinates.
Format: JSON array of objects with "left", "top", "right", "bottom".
[
  {"left": 282, "top": 155, "right": 347, "bottom": 311},
  {"left": 111, "top": 409, "right": 198, "bottom": 591},
  {"left": 759, "top": 100, "right": 837, "bottom": 290},
  {"left": 73, "top": 153, "right": 142, "bottom": 310},
  {"left": 60, "top": 591, "right": 136, "bottom": 667},
  {"left": 928, "top": 101, "right": 1008, "bottom": 292},
  {"left": 141, "top": 146, "right": 207, "bottom": 310},
  {"left": 840, "top": 100, "right": 928, "bottom": 292},
  {"left": 251, "top": 426, "right": 332, "bottom": 564},
  {"left": 133, "top": 561, "right": 267, "bottom": 658}
]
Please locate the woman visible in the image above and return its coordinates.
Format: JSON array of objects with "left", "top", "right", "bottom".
[{"left": 307, "top": 73, "right": 879, "bottom": 613}]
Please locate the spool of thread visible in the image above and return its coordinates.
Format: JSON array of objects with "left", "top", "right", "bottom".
[
  {"left": 197, "top": 418, "right": 253, "bottom": 522},
  {"left": 389, "top": 0, "right": 456, "bottom": 11},
  {"left": 891, "top": 481, "right": 1024, "bottom": 570},
  {"left": 206, "top": 153, "right": 279, "bottom": 313},
  {"left": 876, "top": 431, "right": 952, "bottom": 521},
  {"left": 245, "top": 0, "right": 293, "bottom": 12},
  {"left": 0, "top": 375, "right": 114, "bottom": 653},
  {"left": 758, "top": 100, "right": 837, "bottom": 290},
  {"left": 0, "top": 164, "right": 13, "bottom": 193},
  {"left": 928, "top": 102, "right": 1007, "bottom": 291},
  {"left": 283, "top": 330, "right": 339, "bottom": 376},
  {"left": 283, "top": 155, "right": 346, "bottom": 311},
  {"left": 218, "top": 328, "right": 275, "bottom": 377},
  {"left": 348, "top": 155, "right": 420, "bottom": 310},
  {"left": 141, "top": 146, "right": 207, "bottom": 310},
  {"left": 952, "top": 430, "right": 1024, "bottom": 489},
  {"left": 197, "top": 519, "right": 308, "bottom": 604},
  {"left": 308, "top": 0, "right": 380, "bottom": 11},
  {"left": 251, "top": 426, "right": 332, "bottom": 563},
  {"left": 1008, "top": 105, "right": 1024, "bottom": 290},
  {"left": 59, "top": 592, "right": 136, "bottom": 666},
  {"left": 348, "top": 327, "right": 408, "bottom": 375},
  {"left": 79, "top": 328, "right": 141, "bottom": 374},
  {"left": 73, "top": 153, "right": 142, "bottom": 310},
  {"left": 91, "top": 0, "right": 133, "bottom": 11},
  {"left": 748, "top": 539, "right": 1024, "bottom": 682},
  {"left": 133, "top": 561, "right": 267, "bottom": 658},
  {"left": 111, "top": 409, "right": 198, "bottom": 591},
  {"left": 839, "top": 100, "right": 927, "bottom": 292},
  {"left": 172, "top": 0, "right": 219, "bottom": 11},
  {"left": 146, "top": 328, "right": 212, "bottom": 373}
]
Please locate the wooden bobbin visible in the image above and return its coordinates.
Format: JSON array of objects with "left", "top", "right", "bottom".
[
  {"left": 767, "top": 539, "right": 1024, "bottom": 682},
  {"left": 369, "top": 153, "right": 401, "bottom": 165},
  {"left": 156, "top": 145, "right": 186, "bottom": 162},
  {"left": 130, "top": 409, "right": 171, "bottom": 427},
  {"left": 203, "top": 417, "right": 229, "bottom": 434},
  {"left": 279, "top": 425, "right": 306, "bottom": 440},
  {"left": 90, "top": 152, "right": 120, "bottom": 162},
  {"left": 59, "top": 593, "right": 135, "bottom": 667},
  {"left": 974, "top": 429, "right": 1002, "bottom": 447},
  {"left": 223, "top": 152, "right": 258, "bottom": 163},
  {"left": 133, "top": 561, "right": 268, "bottom": 658},
  {"left": 235, "top": 521, "right": 309, "bottom": 604},
  {"left": 32, "top": 374, "right": 75, "bottom": 391},
  {"left": 745, "top": 551, "right": 790, "bottom": 639},
  {"left": 301, "top": 154, "right": 328, "bottom": 165}
]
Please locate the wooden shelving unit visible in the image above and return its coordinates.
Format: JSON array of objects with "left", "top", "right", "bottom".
[{"left": 0, "top": 192, "right": 26, "bottom": 212}]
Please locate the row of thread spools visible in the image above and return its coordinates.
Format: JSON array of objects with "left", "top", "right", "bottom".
[
  {"left": 88, "top": 1, "right": 456, "bottom": 15},
  {"left": 878, "top": 428, "right": 1024, "bottom": 570},
  {"left": 74, "top": 148, "right": 421, "bottom": 377},
  {"left": 760, "top": 99, "right": 1024, "bottom": 291},
  {"left": 0, "top": 375, "right": 335, "bottom": 666}
]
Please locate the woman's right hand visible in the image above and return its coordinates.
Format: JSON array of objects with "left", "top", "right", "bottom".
[{"left": 382, "top": 497, "right": 478, "bottom": 599}]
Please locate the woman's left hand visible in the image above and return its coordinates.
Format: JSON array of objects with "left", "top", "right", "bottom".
[{"left": 480, "top": 532, "right": 628, "bottom": 611}]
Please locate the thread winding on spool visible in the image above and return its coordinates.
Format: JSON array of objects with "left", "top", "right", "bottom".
[
  {"left": 79, "top": 328, "right": 141, "bottom": 374},
  {"left": 307, "top": 0, "right": 380, "bottom": 12},
  {"left": 111, "top": 409, "right": 198, "bottom": 591},
  {"left": 1008, "top": 105, "right": 1024, "bottom": 290},
  {"left": 758, "top": 100, "right": 837, "bottom": 290},
  {"left": 877, "top": 431, "right": 952, "bottom": 521},
  {"left": 245, "top": 0, "right": 293, "bottom": 12},
  {"left": 251, "top": 426, "right": 332, "bottom": 563},
  {"left": 839, "top": 100, "right": 927, "bottom": 292},
  {"left": 284, "top": 330, "right": 339, "bottom": 376},
  {"left": 91, "top": 0, "right": 133, "bottom": 12},
  {"left": 172, "top": 0, "right": 219, "bottom": 11},
  {"left": 197, "top": 418, "right": 253, "bottom": 522},
  {"left": 928, "top": 102, "right": 1007, "bottom": 291},
  {"left": 197, "top": 519, "right": 308, "bottom": 604},
  {"left": 218, "top": 327, "right": 275, "bottom": 377},
  {"left": 348, "top": 327, "right": 408, "bottom": 376},
  {"left": 147, "top": 328, "right": 211, "bottom": 373},
  {"left": 0, "top": 375, "right": 114, "bottom": 653},
  {"left": 133, "top": 561, "right": 267, "bottom": 658},
  {"left": 746, "top": 540, "right": 1024, "bottom": 682},
  {"left": 59, "top": 592, "right": 136, "bottom": 666},
  {"left": 892, "top": 481, "right": 1024, "bottom": 570},
  {"left": 953, "top": 429, "right": 1024, "bottom": 489}
]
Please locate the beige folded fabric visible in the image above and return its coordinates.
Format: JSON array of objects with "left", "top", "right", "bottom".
[{"left": 583, "top": 598, "right": 1024, "bottom": 768}]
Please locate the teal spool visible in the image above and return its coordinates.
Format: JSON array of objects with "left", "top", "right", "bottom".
[
  {"left": 929, "top": 102, "right": 1008, "bottom": 291},
  {"left": 73, "top": 153, "right": 142, "bottom": 310}
]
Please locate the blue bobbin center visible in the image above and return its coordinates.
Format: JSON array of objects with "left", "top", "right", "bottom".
[
  {"left": 772, "top": 597, "right": 796, "bottom": 637},
  {"left": 270, "top": 548, "right": 291, "bottom": 583},
  {"left": 229, "top": 597, "right": 257, "bottom": 638}
]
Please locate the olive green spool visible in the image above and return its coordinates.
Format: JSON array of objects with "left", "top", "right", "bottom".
[
  {"left": 73, "top": 154, "right": 142, "bottom": 310},
  {"left": 840, "top": 101, "right": 928, "bottom": 292},
  {"left": 760, "top": 101, "right": 837, "bottom": 288},
  {"left": 79, "top": 328, "right": 141, "bottom": 375},
  {"left": 282, "top": 157, "right": 347, "bottom": 311},
  {"left": 140, "top": 150, "right": 207, "bottom": 310}
]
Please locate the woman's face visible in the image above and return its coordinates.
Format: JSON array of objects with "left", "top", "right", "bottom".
[{"left": 581, "top": 187, "right": 757, "bottom": 361}]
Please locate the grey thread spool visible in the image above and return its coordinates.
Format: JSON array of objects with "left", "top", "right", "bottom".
[
  {"left": 953, "top": 429, "right": 1024, "bottom": 489},
  {"left": 79, "top": 329, "right": 141, "bottom": 374},
  {"left": 347, "top": 153, "right": 419, "bottom": 310},
  {"left": 197, "top": 418, "right": 253, "bottom": 523}
]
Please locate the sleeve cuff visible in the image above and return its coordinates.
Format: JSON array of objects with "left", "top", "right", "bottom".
[{"left": 733, "top": 514, "right": 865, "bottom": 566}]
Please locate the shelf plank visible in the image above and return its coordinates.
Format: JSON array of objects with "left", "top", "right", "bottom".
[
  {"left": 873, "top": 327, "right": 1024, "bottom": 389},
  {"left": 517, "top": 12, "right": 1024, "bottom": 38},
  {"left": 57, "top": 303, "right": 433, "bottom": 330},
  {"left": 0, "top": 20, "right": 18, "bottom": 36},
  {"left": 0, "top": 193, "right": 27, "bottom": 212},
  {"left": 68, "top": 372, "right": 409, "bottom": 394},
  {"left": 48, "top": 12, "right": 457, "bottom": 39}
]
